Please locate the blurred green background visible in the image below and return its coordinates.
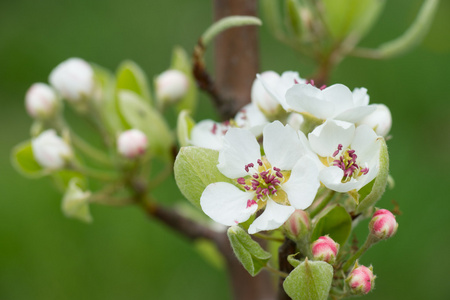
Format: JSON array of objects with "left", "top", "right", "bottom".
[{"left": 1, "top": 0, "right": 449, "bottom": 299}]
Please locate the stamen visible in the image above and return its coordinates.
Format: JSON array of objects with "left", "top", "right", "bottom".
[
  {"left": 319, "top": 85, "right": 327, "bottom": 90},
  {"left": 237, "top": 177, "right": 245, "bottom": 185},
  {"left": 244, "top": 185, "right": 251, "bottom": 191},
  {"left": 246, "top": 199, "right": 257, "bottom": 208},
  {"left": 211, "top": 123, "right": 217, "bottom": 135},
  {"left": 257, "top": 159, "right": 263, "bottom": 166},
  {"left": 253, "top": 173, "right": 259, "bottom": 179},
  {"left": 333, "top": 144, "right": 343, "bottom": 157},
  {"left": 273, "top": 167, "right": 280, "bottom": 172},
  {"left": 276, "top": 171, "right": 283, "bottom": 178},
  {"left": 360, "top": 167, "right": 369, "bottom": 175}
]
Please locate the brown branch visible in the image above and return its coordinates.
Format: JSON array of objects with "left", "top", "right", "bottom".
[{"left": 277, "top": 238, "right": 296, "bottom": 300}]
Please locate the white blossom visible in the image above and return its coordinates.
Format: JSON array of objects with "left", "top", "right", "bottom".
[
  {"left": 32, "top": 129, "right": 72, "bottom": 170},
  {"left": 25, "top": 83, "right": 58, "bottom": 119},
  {"left": 200, "top": 121, "right": 320, "bottom": 234},
  {"left": 357, "top": 104, "right": 392, "bottom": 137}
]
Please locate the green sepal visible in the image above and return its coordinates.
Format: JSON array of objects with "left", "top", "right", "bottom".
[
  {"left": 173, "top": 147, "right": 235, "bottom": 209},
  {"left": 116, "top": 60, "right": 152, "bottom": 104},
  {"left": 11, "top": 141, "right": 45, "bottom": 178},
  {"left": 356, "top": 138, "right": 389, "bottom": 213},
  {"left": 170, "top": 47, "right": 198, "bottom": 114},
  {"left": 312, "top": 205, "right": 352, "bottom": 246},
  {"left": 283, "top": 258, "right": 333, "bottom": 300},
  {"left": 117, "top": 90, "right": 174, "bottom": 161},
  {"left": 287, "top": 253, "right": 301, "bottom": 268},
  {"left": 227, "top": 226, "right": 272, "bottom": 277},
  {"left": 176, "top": 110, "right": 196, "bottom": 147},
  {"left": 61, "top": 177, "right": 92, "bottom": 223}
]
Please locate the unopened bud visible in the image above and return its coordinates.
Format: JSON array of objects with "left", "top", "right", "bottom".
[
  {"left": 358, "top": 104, "right": 392, "bottom": 136},
  {"left": 311, "top": 235, "right": 339, "bottom": 264},
  {"left": 25, "top": 83, "right": 59, "bottom": 119},
  {"left": 369, "top": 209, "right": 398, "bottom": 240},
  {"left": 283, "top": 209, "right": 310, "bottom": 241},
  {"left": 62, "top": 178, "right": 92, "bottom": 223},
  {"left": 117, "top": 129, "right": 148, "bottom": 158},
  {"left": 49, "top": 57, "right": 94, "bottom": 102},
  {"left": 251, "top": 71, "right": 282, "bottom": 117},
  {"left": 32, "top": 129, "right": 72, "bottom": 170},
  {"left": 155, "top": 69, "right": 189, "bottom": 104},
  {"left": 346, "top": 263, "right": 376, "bottom": 295}
]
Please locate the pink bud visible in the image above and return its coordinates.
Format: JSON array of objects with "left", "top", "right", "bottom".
[
  {"left": 156, "top": 69, "right": 189, "bottom": 104},
  {"left": 283, "top": 209, "right": 310, "bottom": 241},
  {"left": 347, "top": 264, "right": 375, "bottom": 295},
  {"left": 117, "top": 129, "right": 148, "bottom": 158},
  {"left": 369, "top": 209, "right": 398, "bottom": 240},
  {"left": 311, "top": 235, "right": 339, "bottom": 264},
  {"left": 25, "top": 83, "right": 58, "bottom": 119}
]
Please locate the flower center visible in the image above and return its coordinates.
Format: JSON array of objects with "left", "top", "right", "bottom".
[
  {"left": 331, "top": 144, "right": 369, "bottom": 182},
  {"left": 236, "top": 158, "right": 287, "bottom": 206}
]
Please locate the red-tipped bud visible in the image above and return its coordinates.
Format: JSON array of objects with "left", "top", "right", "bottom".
[
  {"left": 346, "top": 263, "right": 376, "bottom": 295},
  {"left": 311, "top": 235, "right": 339, "bottom": 264},
  {"left": 283, "top": 209, "right": 310, "bottom": 241},
  {"left": 117, "top": 129, "right": 148, "bottom": 159},
  {"left": 369, "top": 209, "right": 398, "bottom": 240}
]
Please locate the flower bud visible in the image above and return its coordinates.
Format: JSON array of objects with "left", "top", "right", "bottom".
[
  {"left": 286, "top": 113, "right": 304, "bottom": 131},
  {"left": 358, "top": 104, "right": 392, "bottom": 136},
  {"left": 62, "top": 178, "right": 92, "bottom": 223},
  {"left": 117, "top": 129, "right": 148, "bottom": 158},
  {"left": 32, "top": 129, "right": 72, "bottom": 170},
  {"left": 251, "top": 71, "right": 282, "bottom": 117},
  {"left": 155, "top": 69, "right": 189, "bottom": 104},
  {"left": 25, "top": 83, "right": 59, "bottom": 119},
  {"left": 369, "top": 209, "right": 398, "bottom": 240},
  {"left": 283, "top": 209, "right": 310, "bottom": 241},
  {"left": 49, "top": 57, "right": 94, "bottom": 102},
  {"left": 346, "top": 263, "right": 376, "bottom": 295},
  {"left": 311, "top": 235, "right": 339, "bottom": 264}
]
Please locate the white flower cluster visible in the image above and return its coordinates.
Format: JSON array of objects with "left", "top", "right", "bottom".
[{"left": 197, "top": 70, "right": 392, "bottom": 234}]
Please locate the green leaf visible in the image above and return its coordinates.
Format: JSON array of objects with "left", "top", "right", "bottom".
[
  {"left": 283, "top": 258, "right": 333, "bottom": 300},
  {"left": 322, "top": 0, "right": 385, "bottom": 40},
  {"left": 356, "top": 138, "right": 389, "bottom": 213},
  {"left": 227, "top": 226, "right": 272, "bottom": 276},
  {"left": 11, "top": 141, "right": 45, "bottom": 178},
  {"left": 174, "top": 147, "right": 235, "bottom": 208},
  {"left": 286, "top": 0, "right": 302, "bottom": 39},
  {"left": 118, "top": 90, "right": 174, "bottom": 161},
  {"left": 116, "top": 60, "right": 152, "bottom": 103},
  {"left": 312, "top": 205, "right": 352, "bottom": 246},
  {"left": 176, "top": 110, "right": 196, "bottom": 147},
  {"left": 170, "top": 46, "right": 198, "bottom": 114}
]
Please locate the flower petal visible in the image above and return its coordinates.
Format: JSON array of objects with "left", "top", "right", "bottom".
[
  {"left": 334, "top": 105, "right": 376, "bottom": 123},
  {"left": 217, "top": 128, "right": 261, "bottom": 178},
  {"left": 282, "top": 156, "right": 320, "bottom": 209},
  {"left": 190, "top": 120, "right": 225, "bottom": 150},
  {"left": 200, "top": 182, "right": 257, "bottom": 226},
  {"left": 351, "top": 125, "right": 380, "bottom": 164},
  {"left": 352, "top": 87, "right": 370, "bottom": 107},
  {"left": 319, "top": 166, "right": 362, "bottom": 192},
  {"left": 309, "top": 120, "right": 355, "bottom": 158},
  {"left": 248, "top": 199, "right": 295, "bottom": 234},
  {"left": 235, "top": 103, "right": 268, "bottom": 136},
  {"left": 263, "top": 121, "right": 305, "bottom": 170},
  {"left": 286, "top": 84, "right": 335, "bottom": 119},
  {"left": 322, "top": 84, "right": 354, "bottom": 115}
]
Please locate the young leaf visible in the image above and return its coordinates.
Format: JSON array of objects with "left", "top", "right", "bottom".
[
  {"left": 116, "top": 60, "right": 152, "bottom": 103},
  {"left": 227, "top": 226, "right": 272, "bottom": 276},
  {"left": 356, "top": 138, "right": 389, "bottom": 213},
  {"left": 174, "top": 147, "right": 235, "bottom": 208},
  {"left": 118, "top": 90, "right": 174, "bottom": 161},
  {"left": 283, "top": 258, "right": 333, "bottom": 300},
  {"left": 312, "top": 205, "right": 352, "bottom": 246},
  {"left": 11, "top": 141, "right": 45, "bottom": 178},
  {"left": 176, "top": 110, "right": 196, "bottom": 147}
]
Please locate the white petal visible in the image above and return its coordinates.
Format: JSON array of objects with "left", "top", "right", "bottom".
[
  {"left": 286, "top": 84, "right": 334, "bottom": 119},
  {"left": 357, "top": 103, "right": 392, "bottom": 136},
  {"left": 351, "top": 125, "right": 380, "bottom": 164},
  {"left": 217, "top": 128, "right": 261, "bottom": 178},
  {"left": 334, "top": 105, "right": 376, "bottom": 123},
  {"left": 200, "top": 182, "right": 257, "bottom": 226},
  {"left": 248, "top": 199, "right": 295, "bottom": 234},
  {"left": 322, "top": 84, "right": 354, "bottom": 116},
  {"left": 235, "top": 103, "right": 268, "bottom": 136},
  {"left": 252, "top": 72, "right": 281, "bottom": 114},
  {"left": 319, "top": 166, "right": 362, "bottom": 192},
  {"left": 277, "top": 71, "right": 305, "bottom": 110},
  {"left": 352, "top": 87, "right": 370, "bottom": 107},
  {"left": 263, "top": 121, "right": 305, "bottom": 170},
  {"left": 190, "top": 120, "right": 225, "bottom": 150},
  {"left": 308, "top": 120, "right": 355, "bottom": 157},
  {"left": 282, "top": 156, "right": 320, "bottom": 209}
]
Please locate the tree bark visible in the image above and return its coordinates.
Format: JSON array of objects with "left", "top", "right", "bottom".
[{"left": 213, "top": 0, "right": 259, "bottom": 120}]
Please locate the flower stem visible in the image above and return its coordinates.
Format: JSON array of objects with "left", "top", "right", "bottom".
[
  {"left": 310, "top": 190, "right": 336, "bottom": 219},
  {"left": 71, "top": 133, "right": 113, "bottom": 166},
  {"left": 265, "top": 264, "right": 288, "bottom": 278},
  {"left": 342, "top": 234, "right": 378, "bottom": 272}
]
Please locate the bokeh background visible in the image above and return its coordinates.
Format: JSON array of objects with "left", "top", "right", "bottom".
[{"left": 1, "top": 0, "right": 449, "bottom": 299}]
